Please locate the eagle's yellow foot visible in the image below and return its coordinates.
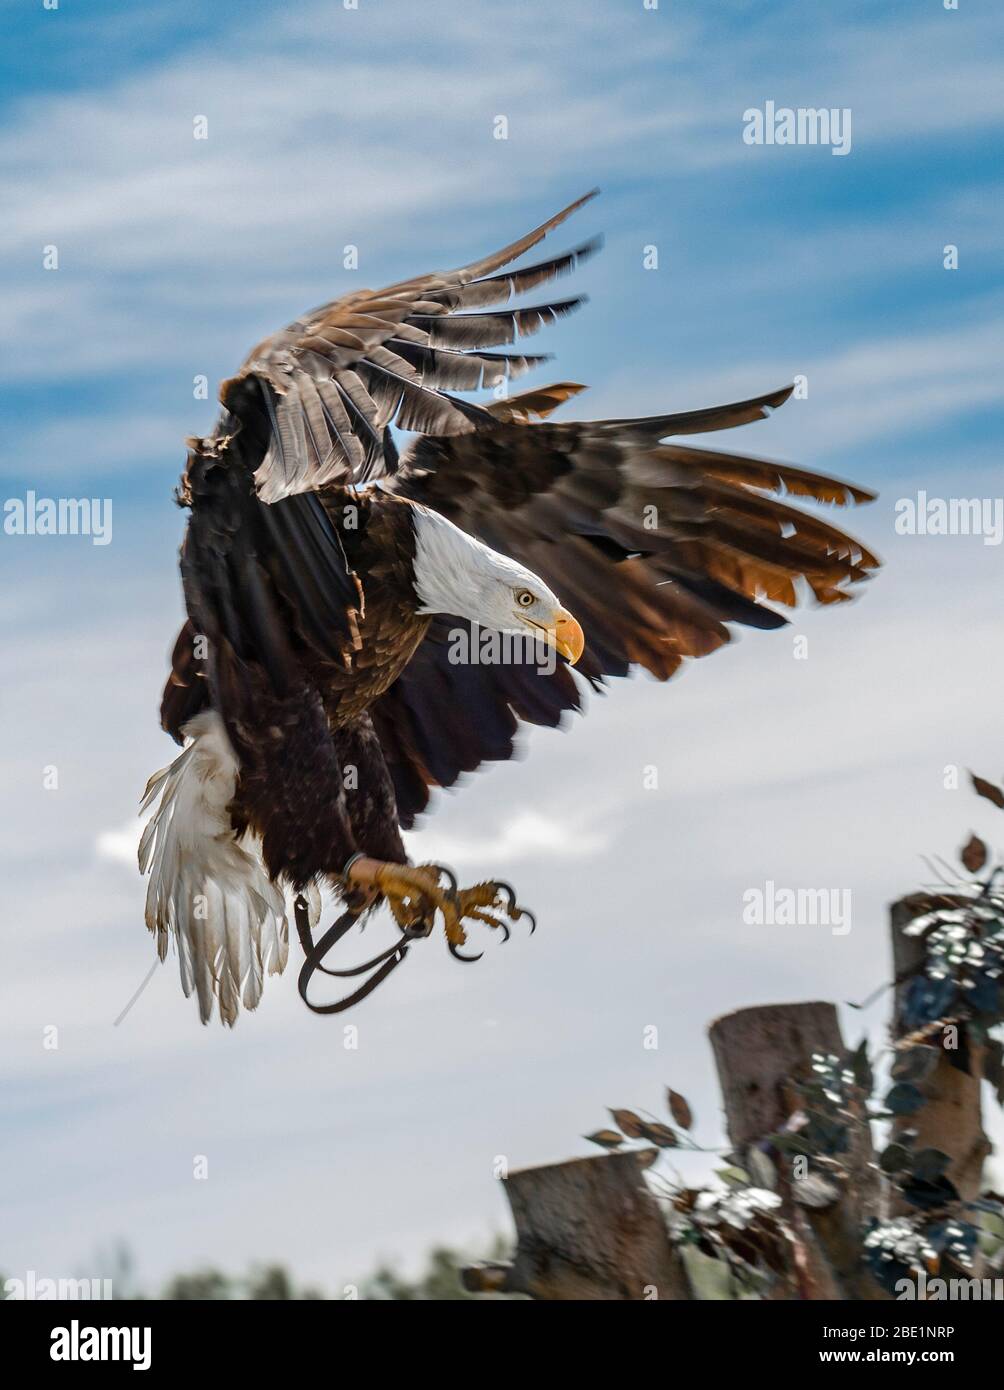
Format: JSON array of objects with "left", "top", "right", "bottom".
[
  {"left": 345, "top": 860, "right": 535, "bottom": 960},
  {"left": 346, "top": 859, "right": 456, "bottom": 936}
]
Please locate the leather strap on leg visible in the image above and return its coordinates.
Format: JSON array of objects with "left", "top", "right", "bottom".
[{"left": 294, "top": 895, "right": 413, "bottom": 1015}]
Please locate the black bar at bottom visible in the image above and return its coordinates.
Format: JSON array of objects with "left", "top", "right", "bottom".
[{"left": 2, "top": 1295, "right": 998, "bottom": 1376}]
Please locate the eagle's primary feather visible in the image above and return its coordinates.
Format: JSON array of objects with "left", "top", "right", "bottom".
[{"left": 143, "top": 190, "right": 879, "bottom": 1024}]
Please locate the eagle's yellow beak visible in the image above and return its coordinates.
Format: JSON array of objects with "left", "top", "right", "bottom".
[{"left": 546, "top": 609, "right": 585, "bottom": 666}]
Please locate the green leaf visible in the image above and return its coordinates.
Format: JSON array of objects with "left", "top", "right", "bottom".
[
  {"left": 879, "top": 1143, "right": 912, "bottom": 1175},
  {"left": 792, "top": 1174, "right": 840, "bottom": 1209},
  {"left": 747, "top": 1147, "right": 778, "bottom": 1191},
  {"left": 885, "top": 1082, "right": 924, "bottom": 1116},
  {"left": 768, "top": 1132, "right": 813, "bottom": 1156},
  {"left": 891, "top": 1045, "right": 940, "bottom": 1085},
  {"left": 912, "top": 1149, "right": 951, "bottom": 1182}
]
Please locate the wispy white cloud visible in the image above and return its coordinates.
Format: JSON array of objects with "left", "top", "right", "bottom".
[
  {"left": 96, "top": 819, "right": 143, "bottom": 867},
  {"left": 405, "top": 808, "right": 612, "bottom": 869},
  {"left": 583, "top": 306, "right": 1004, "bottom": 458}
]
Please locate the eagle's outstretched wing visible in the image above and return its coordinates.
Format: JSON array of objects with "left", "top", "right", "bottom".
[
  {"left": 217, "top": 191, "right": 600, "bottom": 501},
  {"left": 166, "top": 193, "right": 601, "bottom": 726},
  {"left": 375, "top": 386, "right": 878, "bottom": 824}
]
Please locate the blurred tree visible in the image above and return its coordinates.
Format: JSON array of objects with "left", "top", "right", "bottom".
[
  {"left": 360, "top": 1236, "right": 518, "bottom": 1300},
  {"left": 3, "top": 1239, "right": 515, "bottom": 1301},
  {"left": 163, "top": 1269, "right": 234, "bottom": 1300},
  {"left": 363, "top": 1247, "right": 477, "bottom": 1301},
  {"left": 246, "top": 1264, "right": 324, "bottom": 1300}
]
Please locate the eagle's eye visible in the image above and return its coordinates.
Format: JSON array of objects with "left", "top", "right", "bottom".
[{"left": 515, "top": 589, "right": 535, "bottom": 608}]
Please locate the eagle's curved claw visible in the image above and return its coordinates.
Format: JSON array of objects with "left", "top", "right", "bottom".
[
  {"left": 442, "top": 879, "right": 536, "bottom": 955},
  {"left": 448, "top": 940, "right": 484, "bottom": 963},
  {"left": 491, "top": 881, "right": 536, "bottom": 935}
]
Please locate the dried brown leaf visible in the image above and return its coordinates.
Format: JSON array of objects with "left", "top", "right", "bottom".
[
  {"left": 970, "top": 772, "right": 1004, "bottom": 810},
  {"left": 961, "top": 834, "right": 988, "bottom": 874},
  {"left": 667, "top": 1089, "right": 694, "bottom": 1130},
  {"left": 585, "top": 1129, "right": 624, "bottom": 1151},
  {"left": 638, "top": 1121, "right": 679, "bottom": 1149},
  {"left": 673, "top": 1187, "right": 702, "bottom": 1213},
  {"left": 609, "top": 1108, "right": 645, "bottom": 1139}
]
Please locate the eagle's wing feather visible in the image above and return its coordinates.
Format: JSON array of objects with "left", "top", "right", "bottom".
[
  {"left": 376, "top": 385, "right": 878, "bottom": 821},
  {"left": 371, "top": 614, "right": 583, "bottom": 829},
  {"left": 219, "top": 191, "right": 600, "bottom": 502},
  {"left": 169, "top": 444, "right": 363, "bottom": 742}
]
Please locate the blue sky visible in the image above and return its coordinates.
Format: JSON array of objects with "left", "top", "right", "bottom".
[{"left": 3, "top": 0, "right": 1004, "bottom": 1292}]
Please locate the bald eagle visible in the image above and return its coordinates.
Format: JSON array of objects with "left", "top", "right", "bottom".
[{"left": 140, "top": 190, "right": 878, "bottom": 1025}]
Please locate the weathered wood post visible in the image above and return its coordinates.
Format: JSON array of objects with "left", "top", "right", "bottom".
[
  {"left": 461, "top": 1151, "right": 692, "bottom": 1300},
  {"left": 891, "top": 895, "right": 990, "bottom": 1202},
  {"left": 709, "top": 1001, "right": 880, "bottom": 1299}
]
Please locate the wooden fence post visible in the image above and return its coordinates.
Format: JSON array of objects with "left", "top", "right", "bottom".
[
  {"left": 709, "top": 1001, "right": 880, "bottom": 1299},
  {"left": 891, "top": 895, "right": 990, "bottom": 1202},
  {"left": 462, "top": 1151, "right": 692, "bottom": 1300}
]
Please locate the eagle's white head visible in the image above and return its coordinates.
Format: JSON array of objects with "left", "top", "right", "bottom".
[{"left": 409, "top": 504, "right": 585, "bottom": 665}]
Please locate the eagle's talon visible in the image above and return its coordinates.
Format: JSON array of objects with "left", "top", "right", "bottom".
[
  {"left": 493, "top": 880, "right": 519, "bottom": 910},
  {"left": 449, "top": 940, "right": 484, "bottom": 963},
  {"left": 457, "top": 879, "right": 536, "bottom": 936},
  {"left": 511, "top": 906, "right": 536, "bottom": 939},
  {"left": 496, "top": 882, "right": 536, "bottom": 934}
]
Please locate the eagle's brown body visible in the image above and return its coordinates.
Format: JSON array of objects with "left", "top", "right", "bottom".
[
  {"left": 312, "top": 490, "right": 432, "bottom": 726},
  {"left": 165, "top": 438, "right": 434, "bottom": 887}
]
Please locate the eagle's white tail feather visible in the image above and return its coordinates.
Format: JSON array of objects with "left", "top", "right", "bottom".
[{"left": 138, "top": 710, "right": 288, "bottom": 1026}]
